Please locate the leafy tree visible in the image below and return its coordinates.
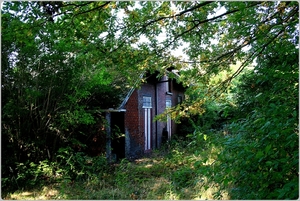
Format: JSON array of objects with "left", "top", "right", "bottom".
[
  {"left": 5, "top": 1, "right": 297, "bottom": 101},
  {"left": 1, "top": 1, "right": 298, "bottom": 197},
  {"left": 100, "top": 1, "right": 298, "bottom": 117},
  {"left": 1, "top": 1, "right": 150, "bottom": 190}
]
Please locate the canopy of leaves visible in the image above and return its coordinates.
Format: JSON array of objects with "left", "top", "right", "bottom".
[{"left": 1, "top": 1, "right": 298, "bottom": 198}]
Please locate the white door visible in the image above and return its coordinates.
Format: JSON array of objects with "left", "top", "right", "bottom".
[
  {"left": 166, "top": 100, "right": 172, "bottom": 140},
  {"left": 143, "top": 96, "right": 152, "bottom": 150}
]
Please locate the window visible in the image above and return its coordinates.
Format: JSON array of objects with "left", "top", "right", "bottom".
[
  {"left": 166, "top": 99, "right": 171, "bottom": 108},
  {"left": 143, "top": 96, "right": 152, "bottom": 108},
  {"left": 143, "top": 96, "right": 152, "bottom": 150},
  {"left": 178, "top": 96, "right": 183, "bottom": 104},
  {"left": 168, "top": 79, "right": 172, "bottom": 93},
  {"left": 166, "top": 79, "right": 173, "bottom": 95},
  {"left": 166, "top": 100, "right": 172, "bottom": 140}
]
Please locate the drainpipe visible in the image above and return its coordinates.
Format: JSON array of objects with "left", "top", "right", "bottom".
[{"left": 155, "top": 82, "right": 158, "bottom": 149}]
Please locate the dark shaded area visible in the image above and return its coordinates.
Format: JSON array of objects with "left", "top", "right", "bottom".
[
  {"left": 111, "top": 112, "right": 126, "bottom": 160},
  {"left": 161, "top": 127, "right": 168, "bottom": 144}
]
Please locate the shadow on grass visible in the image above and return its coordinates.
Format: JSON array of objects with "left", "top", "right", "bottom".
[{"left": 3, "top": 140, "right": 231, "bottom": 200}]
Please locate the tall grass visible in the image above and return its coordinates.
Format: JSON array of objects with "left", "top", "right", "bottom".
[{"left": 3, "top": 136, "right": 230, "bottom": 200}]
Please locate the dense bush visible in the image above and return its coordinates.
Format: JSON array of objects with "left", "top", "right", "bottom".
[
  {"left": 1, "top": 147, "right": 108, "bottom": 194},
  {"left": 188, "top": 41, "right": 299, "bottom": 199},
  {"left": 221, "top": 43, "right": 298, "bottom": 199},
  {"left": 1, "top": 3, "right": 131, "bottom": 193}
]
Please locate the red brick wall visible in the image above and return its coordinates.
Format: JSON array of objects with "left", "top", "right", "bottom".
[
  {"left": 124, "top": 90, "right": 143, "bottom": 157},
  {"left": 125, "top": 90, "right": 139, "bottom": 136},
  {"left": 138, "top": 83, "right": 155, "bottom": 151}
]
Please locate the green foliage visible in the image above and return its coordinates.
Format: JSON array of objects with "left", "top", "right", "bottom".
[
  {"left": 1, "top": 2, "right": 144, "bottom": 193},
  {"left": 186, "top": 40, "right": 299, "bottom": 199},
  {"left": 171, "top": 166, "right": 195, "bottom": 189},
  {"left": 2, "top": 160, "right": 58, "bottom": 191},
  {"left": 2, "top": 147, "right": 108, "bottom": 194},
  {"left": 3, "top": 138, "right": 225, "bottom": 200},
  {"left": 221, "top": 44, "right": 298, "bottom": 199},
  {"left": 56, "top": 147, "right": 108, "bottom": 181},
  {"left": 114, "top": 159, "right": 131, "bottom": 186},
  {"left": 1, "top": 1, "right": 298, "bottom": 198}
]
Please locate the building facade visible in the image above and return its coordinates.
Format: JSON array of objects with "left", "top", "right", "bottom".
[{"left": 105, "top": 70, "right": 186, "bottom": 160}]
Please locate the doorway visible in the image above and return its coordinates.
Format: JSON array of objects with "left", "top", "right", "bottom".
[{"left": 111, "top": 112, "right": 125, "bottom": 160}]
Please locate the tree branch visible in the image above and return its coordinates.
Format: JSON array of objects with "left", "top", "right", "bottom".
[
  {"left": 141, "top": 1, "right": 214, "bottom": 29},
  {"left": 159, "top": 2, "right": 263, "bottom": 52},
  {"left": 61, "top": 1, "right": 94, "bottom": 9},
  {"left": 214, "top": 28, "right": 286, "bottom": 96},
  {"left": 71, "top": 1, "right": 111, "bottom": 24}
]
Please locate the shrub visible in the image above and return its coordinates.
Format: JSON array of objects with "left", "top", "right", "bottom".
[{"left": 56, "top": 146, "right": 108, "bottom": 181}]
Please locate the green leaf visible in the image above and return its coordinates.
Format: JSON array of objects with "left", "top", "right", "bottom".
[
  {"left": 264, "top": 145, "right": 272, "bottom": 154},
  {"left": 255, "top": 151, "right": 264, "bottom": 159}
]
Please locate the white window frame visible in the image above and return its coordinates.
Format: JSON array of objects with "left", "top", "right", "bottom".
[
  {"left": 143, "top": 96, "right": 152, "bottom": 150},
  {"left": 166, "top": 99, "right": 172, "bottom": 140},
  {"left": 143, "top": 96, "right": 152, "bottom": 108}
]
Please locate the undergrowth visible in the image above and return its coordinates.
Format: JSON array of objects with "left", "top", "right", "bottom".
[
  {"left": 3, "top": 126, "right": 298, "bottom": 200},
  {"left": 3, "top": 136, "right": 230, "bottom": 200}
]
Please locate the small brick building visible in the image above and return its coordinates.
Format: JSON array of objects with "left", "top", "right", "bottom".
[{"left": 105, "top": 69, "right": 186, "bottom": 160}]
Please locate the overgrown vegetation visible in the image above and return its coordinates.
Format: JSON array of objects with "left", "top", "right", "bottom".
[
  {"left": 1, "top": 1, "right": 298, "bottom": 200},
  {"left": 2, "top": 138, "right": 227, "bottom": 200}
]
